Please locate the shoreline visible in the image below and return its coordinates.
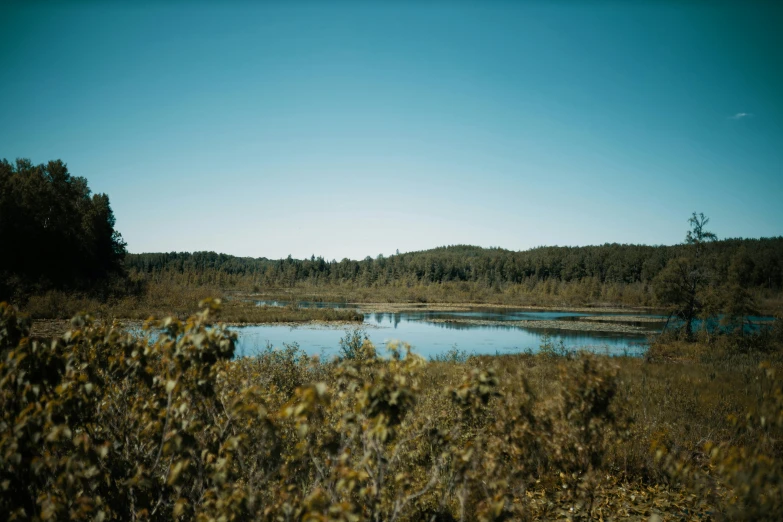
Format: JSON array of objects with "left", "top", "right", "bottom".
[
  {"left": 29, "top": 317, "right": 374, "bottom": 338},
  {"left": 27, "top": 301, "right": 670, "bottom": 338},
  {"left": 251, "top": 299, "right": 663, "bottom": 315},
  {"left": 578, "top": 315, "right": 667, "bottom": 324},
  {"left": 420, "top": 317, "right": 652, "bottom": 335},
  {"left": 224, "top": 320, "right": 384, "bottom": 330}
]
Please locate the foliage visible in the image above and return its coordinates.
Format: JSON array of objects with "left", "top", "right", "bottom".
[
  {"left": 20, "top": 285, "right": 364, "bottom": 324},
  {"left": 120, "top": 235, "right": 783, "bottom": 314},
  {"left": 126, "top": 239, "right": 783, "bottom": 292},
  {"left": 4, "top": 159, "right": 781, "bottom": 316},
  {"left": 685, "top": 212, "right": 718, "bottom": 252},
  {"left": 537, "top": 333, "right": 572, "bottom": 359},
  {"left": 338, "top": 327, "right": 374, "bottom": 360},
  {"left": 0, "top": 159, "right": 127, "bottom": 300},
  {"left": 655, "top": 212, "right": 766, "bottom": 340},
  {"left": 431, "top": 345, "right": 470, "bottom": 363},
  {"left": 654, "top": 213, "right": 717, "bottom": 339},
  {"left": 3, "top": 300, "right": 783, "bottom": 520}
]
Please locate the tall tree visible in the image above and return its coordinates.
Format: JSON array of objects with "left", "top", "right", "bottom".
[
  {"left": 0, "top": 159, "right": 127, "bottom": 298},
  {"left": 655, "top": 212, "right": 717, "bottom": 339},
  {"left": 685, "top": 212, "right": 717, "bottom": 256}
]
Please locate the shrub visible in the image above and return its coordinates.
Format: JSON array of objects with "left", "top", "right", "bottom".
[
  {"left": 431, "top": 345, "right": 470, "bottom": 363},
  {"left": 338, "top": 327, "right": 374, "bottom": 360},
  {"left": 2, "top": 300, "right": 783, "bottom": 520}
]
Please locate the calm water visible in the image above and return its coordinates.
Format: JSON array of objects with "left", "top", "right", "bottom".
[{"left": 236, "top": 302, "right": 665, "bottom": 359}]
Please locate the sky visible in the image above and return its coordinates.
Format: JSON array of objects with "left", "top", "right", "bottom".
[{"left": 1, "top": 1, "right": 782, "bottom": 260}]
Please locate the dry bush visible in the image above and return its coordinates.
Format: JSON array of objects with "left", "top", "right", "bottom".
[{"left": 2, "top": 301, "right": 783, "bottom": 521}]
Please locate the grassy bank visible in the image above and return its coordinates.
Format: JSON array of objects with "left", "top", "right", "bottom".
[
  {"left": 16, "top": 275, "right": 782, "bottom": 323},
  {"left": 20, "top": 285, "right": 364, "bottom": 324},
  {"left": 245, "top": 281, "right": 664, "bottom": 309},
  {"left": 2, "top": 301, "right": 783, "bottom": 520},
  {"left": 249, "top": 282, "right": 783, "bottom": 316},
  {"left": 421, "top": 317, "right": 651, "bottom": 334}
]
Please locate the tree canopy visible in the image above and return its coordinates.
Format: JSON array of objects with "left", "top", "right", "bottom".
[
  {"left": 0, "top": 158, "right": 127, "bottom": 298},
  {"left": 126, "top": 238, "right": 783, "bottom": 291}
]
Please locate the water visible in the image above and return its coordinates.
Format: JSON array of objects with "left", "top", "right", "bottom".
[{"left": 237, "top": 302, "right": 665, "bottom": 359}]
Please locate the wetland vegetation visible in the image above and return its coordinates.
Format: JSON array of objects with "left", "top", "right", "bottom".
[
  {"left": 2, "top": 301, "right": 783, "bottom": 520},
  {"left": 2, "top": 159, "right": 783, "bottom": 519}
]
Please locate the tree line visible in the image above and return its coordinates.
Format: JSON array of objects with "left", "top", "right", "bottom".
[
  {"left": 2, "top": 158, "right": 781, "bottom": 318},
  {"left": 126, "top": 237, "right": 783, "bottom": 291}
]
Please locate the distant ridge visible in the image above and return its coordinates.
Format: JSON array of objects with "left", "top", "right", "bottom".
[{"left": 126, "top": 237, "right": 783, "bottom": 290}]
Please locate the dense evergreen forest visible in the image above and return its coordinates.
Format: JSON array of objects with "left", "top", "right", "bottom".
[{"left": 126, "top": 239, "right": 783, "bottom": 291}]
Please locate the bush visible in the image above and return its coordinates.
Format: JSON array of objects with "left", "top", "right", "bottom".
[
  {"left": 338, "top": 327, "right": 374, "bottom": 360},
  {"left": 431, "top": 345, "right": 470, "bottom": 363},
  {"left": 2, "top": 300, "right": 783, "bottom": 520}
]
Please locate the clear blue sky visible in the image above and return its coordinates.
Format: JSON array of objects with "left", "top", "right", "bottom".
[{"left": 2, "top": 1, "right": 781, "bottom": 260}]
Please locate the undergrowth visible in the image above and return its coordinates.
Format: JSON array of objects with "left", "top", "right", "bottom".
[{"left": 2, "top": 301, "right": 782, "bottom": 520}]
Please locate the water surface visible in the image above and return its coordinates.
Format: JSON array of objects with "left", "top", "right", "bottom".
[{"left": 237, "top": 302, "right": 660, "bottom": 359}]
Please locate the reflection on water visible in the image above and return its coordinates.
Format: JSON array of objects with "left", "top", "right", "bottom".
[
  {"left": 240, "top": 301, "right": 773, "bottom": 360},
  {"left": 239, "top": 302, "right": 663, "bottom": 359}
]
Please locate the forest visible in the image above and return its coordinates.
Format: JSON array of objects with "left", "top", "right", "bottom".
[
  {"left": 2, "top": 159, "right": 783, "bottom": 519},
  {"left": 110, "top": 234, "right": 783, "bottom": 333},
  {"left": 4, "top": 158, "right": 782, "bottom": 319},
  {"left": 124, "top": 238, "right": 783, "bottom": 314},
  {"left": 127, "top": 239, "right": 783, "bottom": 291}
]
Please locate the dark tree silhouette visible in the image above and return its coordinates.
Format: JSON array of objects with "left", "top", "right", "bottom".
[
  {"left": 0, "top": 159, "right": 127, "bottom": 298},
  {"left": 655, "top": 213, "right": 718, "bottom": 339}
]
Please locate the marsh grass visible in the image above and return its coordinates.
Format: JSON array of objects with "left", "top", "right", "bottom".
[
  {"left": 19, "top": 273, "right": 781, "bottom": 326},
  {"left": 2, "top": 301, "right": 782, "bottom": 520},
  {"left": 22, "top": 284, "right": 363, "bottom": 324}
]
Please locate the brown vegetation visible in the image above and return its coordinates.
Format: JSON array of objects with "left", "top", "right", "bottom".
[
  {"left": 21, "top": 283, "right": 363, "bottom": 324},
  {"left": 2, "top": 301, "right": 783, "bottom": 520},
  {"left": 124, "top": 235, "right": 783, "bottom": 315},
  {"left": 421, "top": 317, "right": 650, "bottom": 335}
]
